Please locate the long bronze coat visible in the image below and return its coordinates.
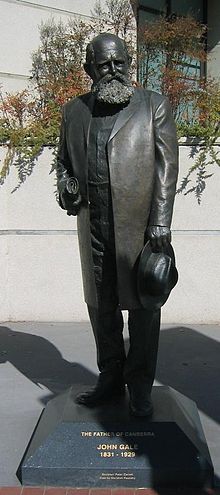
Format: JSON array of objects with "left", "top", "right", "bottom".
[{"left": 57, "top": 87, "right": 179, "bottom": 309}]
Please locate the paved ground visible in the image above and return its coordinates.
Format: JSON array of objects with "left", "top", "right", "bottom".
[
  {"left": 0, "top": 322, "right": 219, "bottom": 491},
  {"left": 0, "top": 488, "right": 218, "bottom": 495}
]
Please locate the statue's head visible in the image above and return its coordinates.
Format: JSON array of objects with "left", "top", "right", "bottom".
[{"left": 84, "top": 33, "right": 134, "bottom": 105}]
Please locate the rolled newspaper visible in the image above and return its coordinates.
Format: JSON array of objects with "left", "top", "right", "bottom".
[{"left": 66, "top": 177, "right": 79, "bottom": 196}]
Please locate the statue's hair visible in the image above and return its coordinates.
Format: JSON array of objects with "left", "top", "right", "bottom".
[{"left": 85, "top": 33, "right": 131, "bottom": 65}]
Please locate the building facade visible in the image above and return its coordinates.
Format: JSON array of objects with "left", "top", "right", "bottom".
[{"left": 0, "top": 0, "right": 220, "bottom": 322}]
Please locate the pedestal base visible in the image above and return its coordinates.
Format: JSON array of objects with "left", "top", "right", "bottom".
[{"left": 20, "top": 385, "right": 213, "bottom": 488}]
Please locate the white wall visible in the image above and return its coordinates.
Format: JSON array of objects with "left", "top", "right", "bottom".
[
  {"left": 1, "top": 0, "right": 220, "bottom": 89},
  {"left": 167, "top": 143, "right": 220, "bottom": 324},
  {"left": 0, "top": 0, "right": 137, "bottom": 93},
  {"left": 0, "top": 0, "right": 220, "bottom": 323},
  {"left": 0, "top": 0, "right": 104, "bottom": 93},
  {"left": 0, "top": 144, "right": 220, "bottom": 323}
]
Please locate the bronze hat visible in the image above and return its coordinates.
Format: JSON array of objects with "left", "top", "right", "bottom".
[{"left": 137, "top": 241, "right": 178, "bottom": 310}]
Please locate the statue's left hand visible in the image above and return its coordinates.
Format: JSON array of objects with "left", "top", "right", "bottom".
[{"left": 147, "top": 226, "right": 171, "bottom": 250}]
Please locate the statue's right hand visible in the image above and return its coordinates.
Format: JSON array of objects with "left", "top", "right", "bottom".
[{"left": 59, "top": 189, "right": 82, "bottom": 216}]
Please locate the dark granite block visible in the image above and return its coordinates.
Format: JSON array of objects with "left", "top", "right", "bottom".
[{"left": 20, "top": 386, "right": 213, "bottom": 488}]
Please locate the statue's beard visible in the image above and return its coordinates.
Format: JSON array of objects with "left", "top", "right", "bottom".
[{"left": 91, "top": 74, "right": 134, "bottom": 105}]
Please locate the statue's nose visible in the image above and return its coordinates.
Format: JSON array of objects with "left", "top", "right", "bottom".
[{"left": 110, "top": 61, "right": 116, "bottom": 74}]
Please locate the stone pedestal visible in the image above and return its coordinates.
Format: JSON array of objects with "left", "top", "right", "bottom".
[{"left": 20, "top": 385, "right": 213, "bottom": 488}]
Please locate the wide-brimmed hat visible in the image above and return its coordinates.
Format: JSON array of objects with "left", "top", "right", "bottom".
[{"left": 137, "top": 241, "right": 178, "bottom": 310}]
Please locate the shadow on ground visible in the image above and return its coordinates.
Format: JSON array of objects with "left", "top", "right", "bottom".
[
  {"left": 156, "top": 326, "right": 220, "bottom": 424},
  {"left": 0, "top": 324, "right": 97, "bottom": 403},
  {"left": 0, "top": 324, "right": 219, "bottom": 491},
  {"left": 0, "top": 324, "right": 219, "bottom": 421}
]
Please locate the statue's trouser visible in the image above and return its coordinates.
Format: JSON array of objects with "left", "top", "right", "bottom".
[
  {"left": 88, "top": 185, "right": 161, "bottom": 392},
  {"left": 88, "top": 303, "right": 161, "bottom": 391}
]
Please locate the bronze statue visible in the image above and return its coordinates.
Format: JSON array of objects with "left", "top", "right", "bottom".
[{"left": 56, "top": 33, "right": 178, "bottom": 416}]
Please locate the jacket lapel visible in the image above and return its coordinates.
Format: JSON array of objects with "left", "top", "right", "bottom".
[
  {"left": 108, "top": 89, "right": 141, "bottom": 142},
  {"left": 80, "top": 93, "right": 95, "bottom": 148}
]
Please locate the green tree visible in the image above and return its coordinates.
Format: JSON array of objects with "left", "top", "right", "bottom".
[
  {"left": 31, "top": 18, "right": 91, "bottom": 106},
  {"left": 0, "top": 18, "right": 92, "bottom": 190},
  {"left": 92, "top": 0, "right": 135, "bottom": 39},
  {"left": 138, "top": 15, "right": 207, "bottom": 120},
  {"left": 138, "top": 15, "right": 220, "bottom": 203},
  {"left": 0, "top": 9, "right": 220, "bottom": 202}
]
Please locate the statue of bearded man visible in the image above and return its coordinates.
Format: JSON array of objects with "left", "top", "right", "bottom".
[{"left": 56, "top": 33, "right": 179, "bottom": 416}]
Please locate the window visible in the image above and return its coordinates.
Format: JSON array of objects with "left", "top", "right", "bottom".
[
  {"left": 137, "top": 0, "right": 207, "bottom": 121},
  {"left": 170, "top": 0, "right": 204, "bottom": 21},
  {"left": 138, "top": 0, "right": 205, "bottom": 21}
]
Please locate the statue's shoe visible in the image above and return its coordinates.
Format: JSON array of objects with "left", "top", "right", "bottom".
[
  {"left": 75, "top": 371, "right": 125, "bottom": 406},
  {"left": 128, "top": 382, "right": 153, "bottom": 417}
]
